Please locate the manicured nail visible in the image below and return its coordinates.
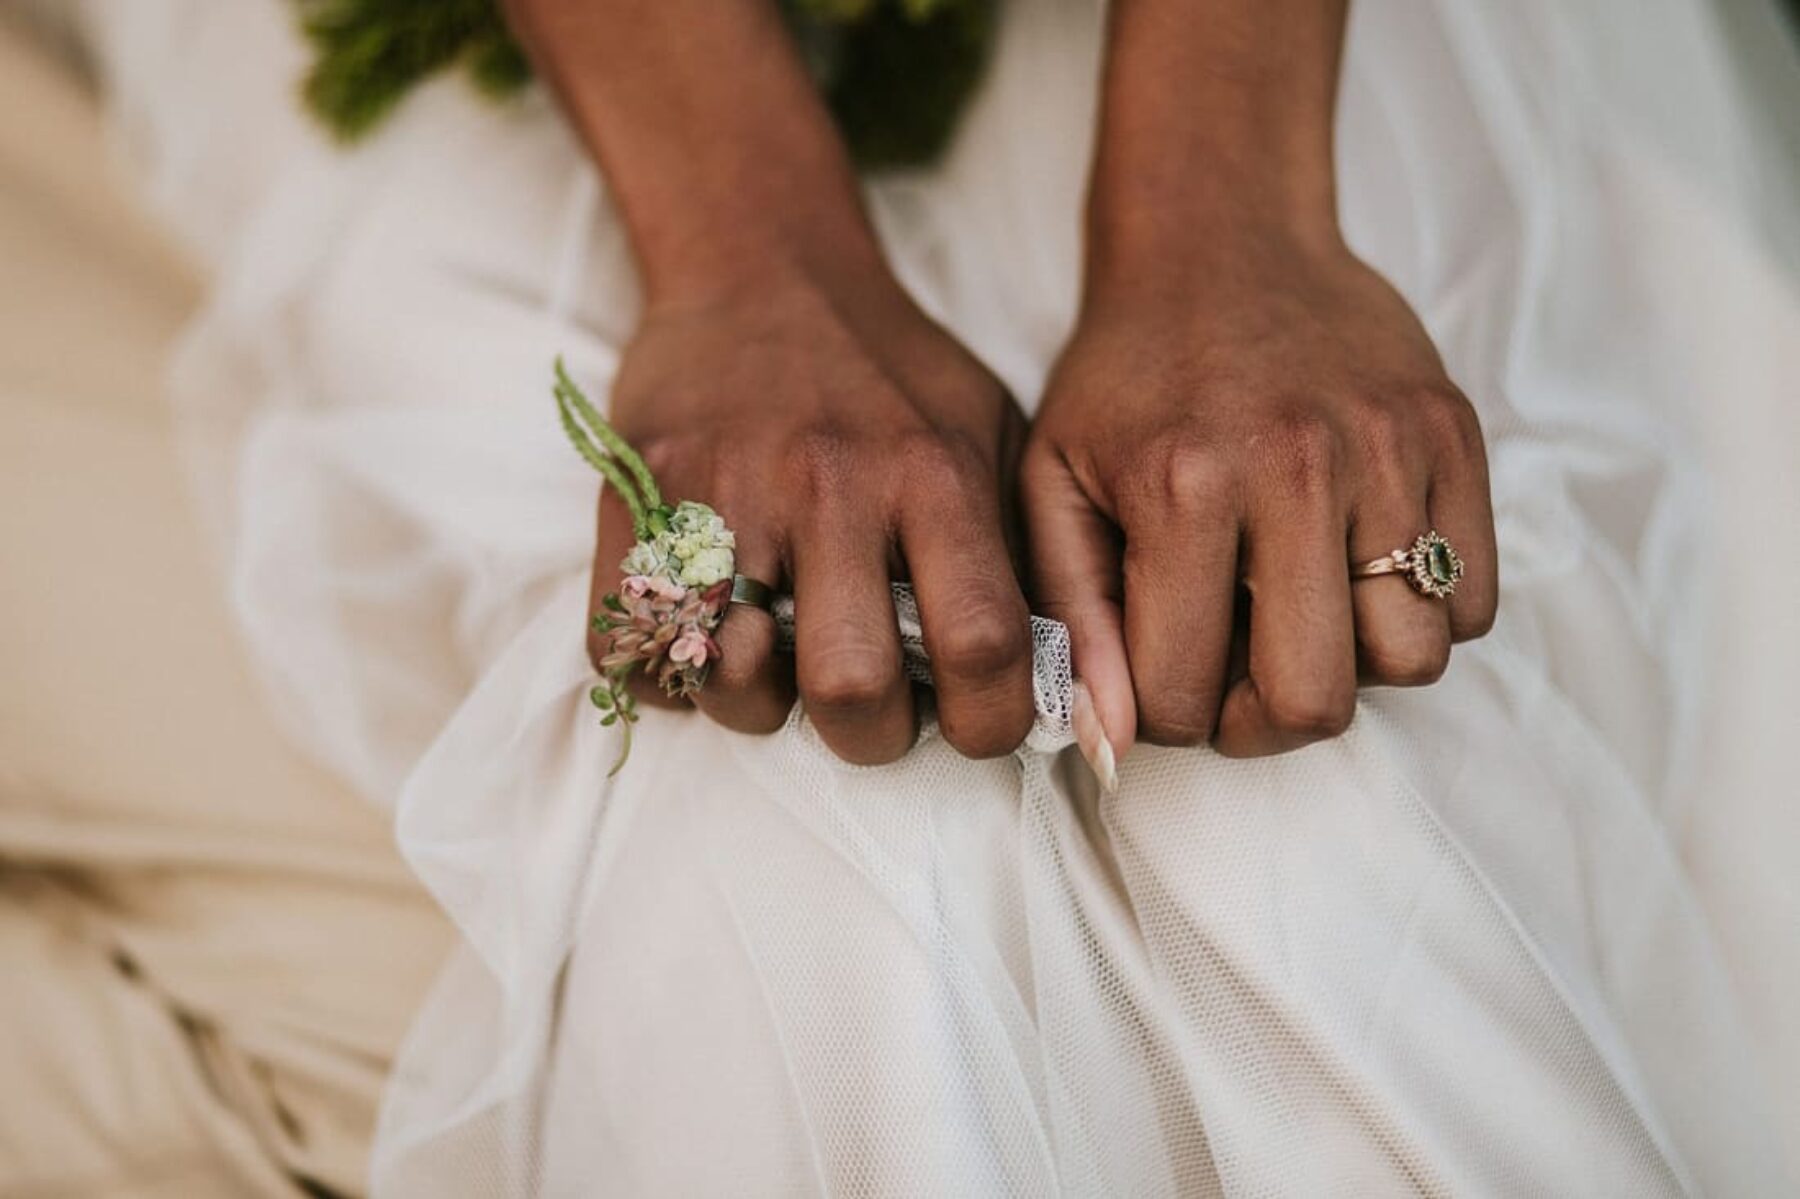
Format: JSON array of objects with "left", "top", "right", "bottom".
[{"left": 1072, "top": 680, "right": 1119, "bottom": 795}]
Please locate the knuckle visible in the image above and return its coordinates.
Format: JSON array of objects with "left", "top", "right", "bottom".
[
  {"left": 933, "top": 606, "right": 1030, "bottom": 682},
  {"left": 633, "top": 432, "right": 685, "bottom": 482},
  {"left": 1419, "top": 388, "right": 1484, "bottom": 455},
  {"left": 1263, "top": 684, "right": 1355, "bottom": 740},
  {"left": 1264, "top": 411, "right": 1341, "bottom": 498},
  {"left": 802, "top": 647, "right": 898, "bottom": 716},
  {"left": 1154, "top": 437, "right": 1233, "bottom": 512},
  {"left": 1349, "top": 400, "right": 1413, "bottom": 476},
  {"left": 790, "top": 429, "right": 862, "bottom": 501},
  {"left": 1363, "top": 637, "right": 1450, "bottom": 686},
  {"left": 897, "top": 429, "right": 981, "bottom": 484},
  {"left": 630, "top": 430, "right": 719, "bottom": 499}
]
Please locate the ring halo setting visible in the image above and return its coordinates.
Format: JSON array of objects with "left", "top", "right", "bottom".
[{"left": 1405, "top": 530, "right": 1464, "bottom": 599}]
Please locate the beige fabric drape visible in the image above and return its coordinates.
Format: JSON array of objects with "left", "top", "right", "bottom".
[{"left": 0, "top": 24, "right": 448, "bottom": 1197}]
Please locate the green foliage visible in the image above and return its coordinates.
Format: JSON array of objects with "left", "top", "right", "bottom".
[
  {"left": 554, "top": 358, "right": 662, "bottom": 540},
  {"left": 589, "top": 674, "right": 639, "bottom": 772},
  {"left": 465, "top": 29, "right": 532, "bottom": 98},
  {"left": 293, "top": 0, "right": 996, "bottom": 168},
  {"left": 813, "top": 0, "right": 996, "bottom": 170},
  {"left": 294, "top": 0, "right": 523, "bottom": 141}
]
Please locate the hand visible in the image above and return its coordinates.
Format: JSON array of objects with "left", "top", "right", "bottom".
[
  {"left": 1022, "top": 235, "right": 1498, "bottom": 760},
  {"left": 588, "top": 266, "right": 1036, "bottom": 765}
]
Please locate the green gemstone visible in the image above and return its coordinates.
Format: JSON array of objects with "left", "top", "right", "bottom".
[{"left": 1426, "top": 541, "right": 1457, "bottom": 585}]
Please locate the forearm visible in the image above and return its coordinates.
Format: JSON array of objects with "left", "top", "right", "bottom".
[
  {"left": 1086, "top": 0, "right": 1349, "bottom": 295},
  {"left": 502, "top": 0, "right": 887, "bottom": 305}
]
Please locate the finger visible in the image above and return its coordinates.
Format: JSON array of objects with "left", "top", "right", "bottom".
[
  {"left": 1021, "top": 445, "right": 1136, "bottom": 771},
  {"left": 791, "top": 515, "right": 916, "bottom": 765},
  {"left": 1215, "top": 490, "right": 1357, "bottom": 758},
  {"left": 900, "top": 477, "right": 1034, "bottom": 759},
  {"left": 588, "top": 483, "right": 685, "bottom": 710},
  {"left": 1426, "top": 405, "right": 1499, "bottom": 641},
  {"left": 1350, "top": 482, "right": 1452, "bottom": 687},
  {"left": 689, "top": 518, "right": 796, "bottom": 735},
  {"left": 1118, "top": 450, "right": 1241, "bottom": 748}
]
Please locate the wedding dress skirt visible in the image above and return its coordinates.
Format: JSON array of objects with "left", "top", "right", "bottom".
[{"left": 85, "top": 0, "right": 1800, "bottom": 1193}]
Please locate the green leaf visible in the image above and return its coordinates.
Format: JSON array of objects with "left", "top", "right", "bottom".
[
  {"left": 291, "top": 0, "right": 997, "bottom": 171},
  {"left": 817, "top": 0, "right": 998, "bottom": 170},
  {"left": 464, "top": 30, "right": 531, "bottom": 96},
  {"left": 294, "top": 0, "right": 521, "bottom": 142},
  {"left": 554, "top": 384, "right": 650, "bottom": 535},
  {"left": 555, "top": 359, "right": 663, "bottom": 511}
]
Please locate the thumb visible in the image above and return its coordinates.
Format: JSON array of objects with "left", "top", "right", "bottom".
[{"left": 1021, "top": 445, "right": 1136, "bottom": 789}]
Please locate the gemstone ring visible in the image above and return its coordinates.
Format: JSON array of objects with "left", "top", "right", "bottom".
[{"left": 1353, "top": 530, "right": 1465, "bottom": 599}]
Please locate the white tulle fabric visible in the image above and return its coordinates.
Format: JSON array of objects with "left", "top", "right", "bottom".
[{"left": 83, "top": 0, "right": 1800, "bottom": 1193}]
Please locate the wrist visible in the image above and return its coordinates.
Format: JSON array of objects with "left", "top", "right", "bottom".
[
  {"left": 1083, "top": 184, "right": 1348, "bottom": 313},
  {"left": 506, "top": 0, "right": 892, "bottom": 309},
  {"left": 1083, "top": 0, "right": 1349, "bottom": 308},
  {"left": 634, "top": 233, "right": 930, "bottom": 368},
  {"left": 629, "top": 180, "right": 894, "bottom": 312}
]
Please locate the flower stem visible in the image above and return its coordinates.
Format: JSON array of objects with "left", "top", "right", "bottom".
[
  {"left": 554, "top": 357, "right": 674, "bottom": 776},
  {"left": 554, "top": 357, "right": 663, "bottom": 514},
  {"left": 555, "top": 386, "right": 649, "bottom": 534}
]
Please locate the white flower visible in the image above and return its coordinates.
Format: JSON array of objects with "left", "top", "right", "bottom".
[
  {"left": 621, "top": 541, "right": 665, "bottom": 579},
  {"left": 676, "top": 545, "right": 734, "bottom": 587},
  {"left": 619, "top": 501, "right": 734, "bottom": 586},
  {"left": 669, "top": 501, "right": 734, "bottom": 548}
]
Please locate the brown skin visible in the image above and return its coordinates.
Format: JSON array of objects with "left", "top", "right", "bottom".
[{"left": 505, "top": 0, "right": 1499, "bottom": 766}]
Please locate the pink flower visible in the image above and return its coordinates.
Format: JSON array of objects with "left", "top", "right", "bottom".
[
  {"left": 698, "top": 578, "right": 731, "bottom": 619},
  {"left": 669, "top": 630, "right": 712, "bottom": 667},
  {"left": 620, "top": 574, "right": 687, "bottom": 603},
  {"left": 596, "top": 573, "right": 724, "bottom": 700}
]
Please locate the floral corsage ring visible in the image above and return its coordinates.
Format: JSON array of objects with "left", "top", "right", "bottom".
[{"left": 554, "top": 360, "right": 746, "bottom": 774}]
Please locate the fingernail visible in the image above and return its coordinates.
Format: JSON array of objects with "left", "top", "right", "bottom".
[{"left": 1072, "top": 680, "right": 1119, "bottom": 795}]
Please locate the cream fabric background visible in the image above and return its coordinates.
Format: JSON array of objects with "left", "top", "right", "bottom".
[
  {"left": 3, "top": 3, "right": 1798, "bottom": 1195},
  {"left": 0, "top": 22, "right": 449, "bottom": 1197},
  {"left": 71, "top": 1, "right": 1800, "bottom": 1194}
]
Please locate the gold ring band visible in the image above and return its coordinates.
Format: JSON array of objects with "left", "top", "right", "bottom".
[{"left": 1353, "top": 530, "right": 1464, "bottom": 599}]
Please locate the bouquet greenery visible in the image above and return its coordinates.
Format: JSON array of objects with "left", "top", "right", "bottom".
[{"left": 292, "top": 0, "right": 997, "bottom": 168}]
